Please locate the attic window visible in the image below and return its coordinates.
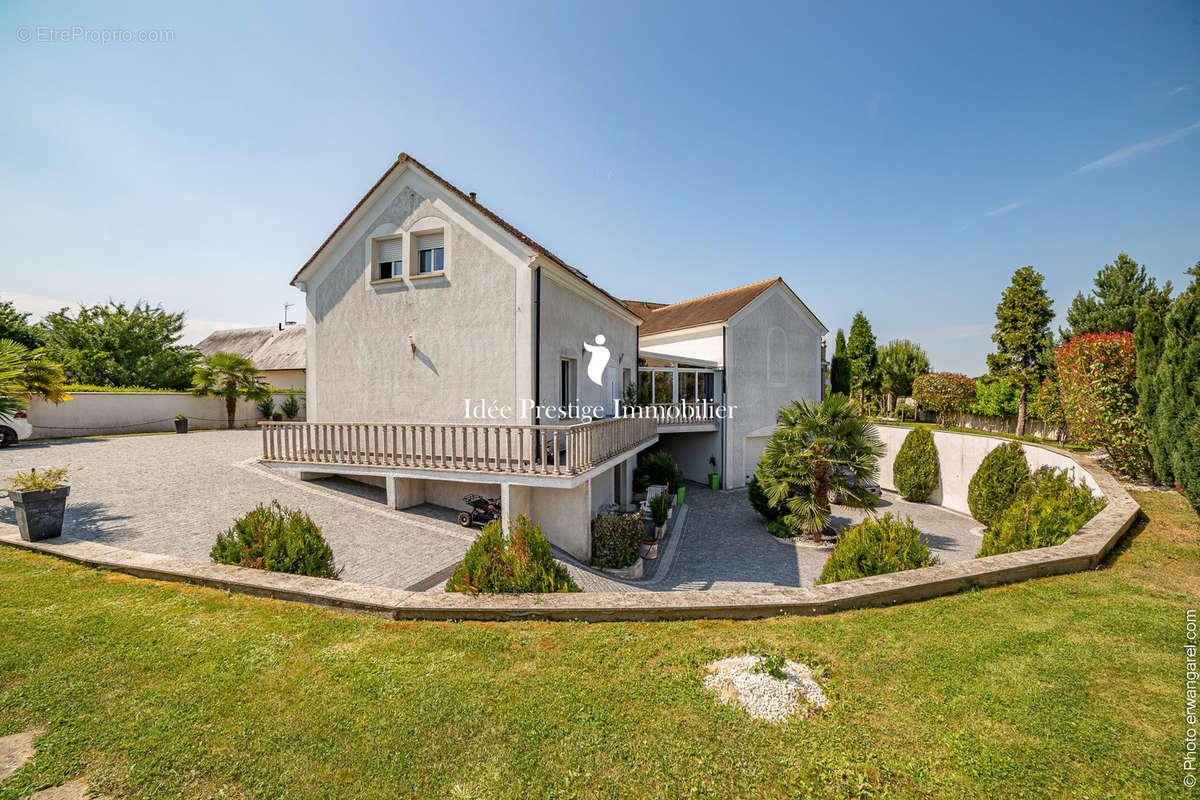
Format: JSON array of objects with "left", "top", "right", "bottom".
[
  {"left": 375, "top": 236, "right": 404, "bottom": 281},
  {"left": 414, "top": 232, "right": 444, "bottom": 275}
]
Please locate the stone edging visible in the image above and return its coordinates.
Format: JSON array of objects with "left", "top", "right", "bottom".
[{"left": 0, "top": 441, "right": 1139, "bottom": 622}]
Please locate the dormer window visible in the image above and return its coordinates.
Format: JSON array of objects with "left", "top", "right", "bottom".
[
  {"left": 375, "top": 237, "right": 404, "bottom": 281},
  {"left": 415, "top": 232, "right": 444, "bottom": 274}
]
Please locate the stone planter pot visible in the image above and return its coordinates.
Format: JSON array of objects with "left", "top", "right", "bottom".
[
  {"left": 7, "top": 486, "right": 70, "bottom": 541},
  {"left": 654, "top": 523, "right": 666, "bottom": 539},
  {"left": 174, "top": 418, "right": 189, "bottom": 434},
  {"left": 271, "top": 413, "right": 283, "bottom": 421},
  {"left": 708, "top": 473, "right": 721, "bottom": 490}
]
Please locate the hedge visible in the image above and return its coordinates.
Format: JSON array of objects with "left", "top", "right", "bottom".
[
  {"left": 591, "top": 513, "right": 644, "bottom": 569},
  {"left": 912, "top": 373, "right": 976, "bottom": 425},
  {"left": 1055, "top": 332, "right": 1149, "bottom": 477},
  {"left": 978, "top": 467, "right": 1105, "bottom": 556}
]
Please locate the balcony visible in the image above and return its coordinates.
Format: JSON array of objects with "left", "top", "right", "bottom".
[
  {"left": 259, "top": 416, "right": 658, "bottom": 479},
  {"left": 639, "top": 402, "right": 721, "bottom": 433}
]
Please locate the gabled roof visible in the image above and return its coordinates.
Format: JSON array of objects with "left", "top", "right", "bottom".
[
  {"left": 195, "top": 325, "right": 306, "bottom": 371},
  {"left": 631, "top": 278, "right": 784, "bottom": 335},
  {"left": 292, "top": 153, "right": 633, "bottom": 317}
]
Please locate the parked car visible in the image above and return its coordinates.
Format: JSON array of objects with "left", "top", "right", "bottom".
[{"left": 0, "top": 411, "right": 33, "bottom": 448}]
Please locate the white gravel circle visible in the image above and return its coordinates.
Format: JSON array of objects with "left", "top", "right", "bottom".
[{"left": 702, "top": 655, "right": 830, "bottom": 722}]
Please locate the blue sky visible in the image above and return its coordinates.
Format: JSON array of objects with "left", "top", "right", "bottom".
[{"left": 1, "top": 0, "right": 1197, "bottom": 373}]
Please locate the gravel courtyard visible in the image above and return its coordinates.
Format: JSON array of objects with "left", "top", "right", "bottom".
[{"left": 0, "top": 430, "right": 982, "bottom": 593}]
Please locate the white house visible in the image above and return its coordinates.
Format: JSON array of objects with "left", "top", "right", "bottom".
[
  {"left": 266, "top": 153, "right": 656, "bottom": 561},
  {"left": 195, "top": 324, "right": 307, "bottom": 391},
  {"left": 627, "top": 278, "right": 827, "bottom": 489},
  {"left": 263, "top": 153, "right": 825, "bottom": 558}
]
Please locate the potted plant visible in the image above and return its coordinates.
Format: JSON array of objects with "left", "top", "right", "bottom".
[
  {"left": 707, "top": 455, "right": 721, "bottom": 490},
  {"left": 256, "top": 396, "right": 275, "bottom": 421},
  {"left": 174, "top": 413, "right": 189, "bottom": 434},
  {"left": 4, "top": 467, "right": 70, "bottom": 541},
  {"left": 650, "top": 491, "right": 670, "bottom": 539}
]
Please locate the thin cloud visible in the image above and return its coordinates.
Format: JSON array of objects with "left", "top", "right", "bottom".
[
  {"left": 984, "top": 200, "right": 1025, "bottom": 217},
  {"left": 1169, "top": 83, "right": 1194, "bottom": 97},
  {"left": 1076, "top": 120, "right": 1200, "bottom": 173}
]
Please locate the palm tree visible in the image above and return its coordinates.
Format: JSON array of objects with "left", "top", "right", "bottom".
[
  {"left": 879, "top": 339, "right": 931, "bottom": 413},
  {"left": 191, "top": 352, "right": 271, "bottom": 429},
  {"left": 757, "top": 393, "right": 885, "bottom": 541},
  {"left": 0, "top": 338, "right": 71, "bottom": 419}
]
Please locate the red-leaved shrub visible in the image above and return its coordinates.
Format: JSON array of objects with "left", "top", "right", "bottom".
[
  {"left": 912, "top": 372, "right": 976, "bottom": 426},
  {"left": 1055, "top": 332, "right": 1149, "bottom": 476}
]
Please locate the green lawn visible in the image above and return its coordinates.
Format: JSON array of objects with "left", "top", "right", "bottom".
[{"left": 0, "top": 492, "right": 1195, "bottom": 799}]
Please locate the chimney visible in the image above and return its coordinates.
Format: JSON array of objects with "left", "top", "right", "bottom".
[{"left": 468, "top": 191, "right": 476, "bottom": 203}]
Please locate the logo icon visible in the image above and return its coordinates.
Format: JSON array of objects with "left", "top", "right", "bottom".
[{"left": 583, "top": 334, "right": 610, "bottom": 386}]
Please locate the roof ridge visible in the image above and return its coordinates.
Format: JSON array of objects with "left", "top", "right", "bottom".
[{"left": 647, "top": 277, "right": 779, "bottom": 313}]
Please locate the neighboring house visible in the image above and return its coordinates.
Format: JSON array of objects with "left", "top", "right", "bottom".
[
  {"left": 195, "top": 324, "right": 307, "bottom": 390},
  {"left": 627, "top": 277, "right": 827, "bottom": 489},
  {"left": 271, "top": 153, "right": 654, "bottom": 561}
]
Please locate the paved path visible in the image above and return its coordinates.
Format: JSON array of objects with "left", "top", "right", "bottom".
[
  {"left": 649, "top": 484, "right": 983, "bottom": 591},
  {"left": 2, "top": 431, "right": 982, "bottom": 594},
  {"left": 1, "top": 430, "right": 474, "bottom": 591}
]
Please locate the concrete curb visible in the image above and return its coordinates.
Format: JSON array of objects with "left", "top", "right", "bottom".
[{"left": 0, "top": 442, "right": 1139, "bottom": 622}]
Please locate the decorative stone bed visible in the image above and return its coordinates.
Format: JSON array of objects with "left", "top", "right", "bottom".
[{"left": 0, "top": 432, "right": 1138, "bottom": 621}]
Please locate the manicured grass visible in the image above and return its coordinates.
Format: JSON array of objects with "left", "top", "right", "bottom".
[{"left": 0, "top": 493, "right": 1194, "bottom": 799}]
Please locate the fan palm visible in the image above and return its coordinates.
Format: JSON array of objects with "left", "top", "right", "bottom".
[
  {"left": 191, "top": 352, "right": 271, "bottom": 429},
  {"left": 757, "top": 393, "right": 885, "bottom": 541},
  {"left": 0, "top": 338, "right": 72, "bottom": 418}
]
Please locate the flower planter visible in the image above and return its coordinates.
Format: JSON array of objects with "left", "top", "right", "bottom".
[
  {"left": 708, "top": 473, "right": 721, "bottom": 490},
  {"left": 7, "top": 486, "right": 70, "bottom": 541},
  {"left": 654, "top": 523, "right": 666, "bottom": 539},
  {"left": 174, "top": 418, "right": 189, "bottom": 434},
  {"left": 676, "top": 486, "right": 686, "bottom": 505},
  {"left": 641, "top": 540, "right": 659, "bottom": 559}
]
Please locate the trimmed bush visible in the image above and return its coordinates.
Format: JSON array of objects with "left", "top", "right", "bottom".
[
  {"left": 446, "top": 514, "right": 579, "bottom": 593},
  {"left": 967, "top": 441, "right": 1032, "bottom": 527},
  {"left": 816, "top": 513, "right": 939, "bottom": 584},
  {"left": 978, "top": 467, "right": 1106, "bottom": 557},
  {"left": 893, "top": 427, "right": 939, "bottom": 502},
  {"left": 280, "top": 394, "right": 301, "bottom": 420},
  {"left": 211, "top": 501, "right": 338, "bottom": 579},
  {"left": 634, "top": 449, "right": 683, "bottom": 493},
  {"left": 591, "top": 513, "right": 644, "bottom": 569},
  {"left": 747, "top": 469, "right": 781, "bottom": 521}
]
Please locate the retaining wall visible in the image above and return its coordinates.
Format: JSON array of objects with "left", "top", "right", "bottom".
[
  {"left": 25, "top": 391, "right": 305, "bottom": 439},
  {"left": 875, "top": 425, "right": 1101, "bottom": 514}
]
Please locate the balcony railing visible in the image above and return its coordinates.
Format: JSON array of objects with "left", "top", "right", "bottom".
[
  {"left": 641, "top": 401, "right": 720, "bottom": 426},
  {"left": 260, "top": 416, "right": 658, "bottom": 477}
]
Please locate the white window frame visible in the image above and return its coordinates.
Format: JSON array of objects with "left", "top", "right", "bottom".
[{"left": 407, "top": 217, "right": 450, "bottom": 282}]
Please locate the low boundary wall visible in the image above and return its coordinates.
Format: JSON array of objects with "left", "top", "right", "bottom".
[
  {"left": 0, "top": 430, "right": 1139, "bottom": 621},
  {"left": 24, "top": 391, "right": 305, "bottom": 439}
]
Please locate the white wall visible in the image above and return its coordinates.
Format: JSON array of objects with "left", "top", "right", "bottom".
[
  {"left": 725, "top": 285, "right": 824, "bottom": 488},
  {"left": 263, "top": 369, "right": 307, "bottom": 391},
  {"left": 25, "top": 391, "right": 305, "bottom": 439},
  {"left": 875, "top": 426, "right": 1103, "bottom": 516}
]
